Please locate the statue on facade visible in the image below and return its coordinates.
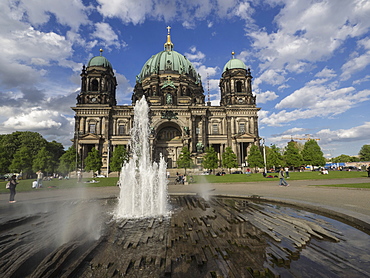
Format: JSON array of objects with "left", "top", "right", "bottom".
[
  {"left": 166, "top": 93, "right": 172, "bottom": 104},
  {"left": 196, "top": 142, "right": 204, "bottom": 153}
]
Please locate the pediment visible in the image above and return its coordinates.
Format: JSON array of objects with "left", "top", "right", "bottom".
[
  {"left": 235, "top": 132, "right": 254, "bottom": 139},
  {"left": 80, "top": 133, "right": 101, "bottom": 140}
]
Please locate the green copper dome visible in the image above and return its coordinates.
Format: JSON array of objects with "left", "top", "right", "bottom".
[
  {"left": 223, "top": 58, "right": 247, "bottom": 72},
  {"left": 138, "top": 50, "right": 199, "bottom": 82},
  {"left": 137, "top": 27, "right": 200, "bottom": 83},
  {"left": 87, "top": 50, "right": 112, "bottom": 69}
]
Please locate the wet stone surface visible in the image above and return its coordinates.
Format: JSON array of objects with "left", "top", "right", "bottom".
[{"left": 1, "top": 195, "right": 370, "bottom": 277}]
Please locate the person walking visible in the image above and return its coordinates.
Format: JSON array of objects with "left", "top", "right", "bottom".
[
  {"left": 8, "top": 175, "right": 18, "bottom": 203},
  {"left": 278, "top": 168, "right": 289, "bottom": 187},
  {"left": 367, "top": 164, "right": 370, "bottom": 177}
]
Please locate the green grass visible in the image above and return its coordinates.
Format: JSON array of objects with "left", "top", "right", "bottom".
[
  {"left": 193, "top": 170, "right": 367, "bottom": 184},
  {"left": 1, "top": 170, "right": 368, "bottom": 194},
  {"left": 0, "top": 177, "right": 119, "bottom": 194}
]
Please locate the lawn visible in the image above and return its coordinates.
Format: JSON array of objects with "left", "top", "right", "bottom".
[
  {"left": 0, "top": 177, "right": 119, "bottom": 194},
  {"left": 193, "top": 170, "right": 367, "bottom": 183},
  {"left": 0, "top": 170, "right": 368, "bottom": 194}
]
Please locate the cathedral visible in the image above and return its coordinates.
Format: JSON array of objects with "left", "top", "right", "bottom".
[{"left": 72, "top": 27, "right": 260, "bottom": 174}]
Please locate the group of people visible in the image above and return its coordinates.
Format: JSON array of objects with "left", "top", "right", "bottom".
[{"left": 175, "top": 173, "right": 187, "bottom": 185}]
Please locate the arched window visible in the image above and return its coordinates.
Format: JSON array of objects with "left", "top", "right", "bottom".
[
  {"left": 236, "top": 81, "right": 243, "bottom": 92},
  {"left": 91, "top": 79, "right": 99, "bottom": 91}
]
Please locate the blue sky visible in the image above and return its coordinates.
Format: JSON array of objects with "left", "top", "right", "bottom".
[{"left": 1, "top": 0, "right": 370, "bottom": 158}]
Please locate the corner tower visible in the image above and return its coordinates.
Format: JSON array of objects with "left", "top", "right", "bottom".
[
  {"left": 219, "top": 52, "right": 256, "bottom": 106},
  {"left": 77, "top": 49, "right": 117, "bottom": 106}
]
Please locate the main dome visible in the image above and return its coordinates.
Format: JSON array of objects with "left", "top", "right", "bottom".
[{"left": 137, "top": 28, "right": 200, "bottom": 83}]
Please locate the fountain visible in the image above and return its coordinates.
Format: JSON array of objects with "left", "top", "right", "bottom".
[{"left": 115, "top": 96, "right": 168, "bottom": 218}]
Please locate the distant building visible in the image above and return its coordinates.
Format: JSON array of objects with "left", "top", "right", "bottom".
[{"left": 72, "top": 27, "right": 261, "bottom": 174}]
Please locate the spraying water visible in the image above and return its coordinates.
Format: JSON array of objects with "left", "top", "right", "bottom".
[{"left": 115, "top": 96, "right": 168, "bottom": 218}]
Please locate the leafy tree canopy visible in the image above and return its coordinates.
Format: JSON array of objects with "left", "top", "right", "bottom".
[
  {"left": 359, "top": 144, "right": 370, "bottom": 161},
  {"left": 58, "top": 146, "right": 76, "bottom": 174},
  {"left": 202, "top": 146, "right": 219, "bottom": 173},
  {"left": 266, "top": 144, "right": 283, "bottom": 169},
  {"left": 84, "top": 147, "right": 102, "bottom": 173},
  {"left": 9, "top": 146, "right": 33, "bottom": 174},
  {"left": 32, "top": 147, "right": 53, "bottom": 173},
  {"left": 247, "top": 144, "right": 264, "bottom": 170},
  {"left": 0, "top": 131, "right": 65, "bottom": 175},
  {"left": 110, "top": 145, "right": 129, "bottom": 172},
  {"left": 222, "top": 146, "right": 238, "bottom": 173},
  {"left": 283, "top": 141, "right": 302, "bottom": 168},
  {"left": 301, "top": 140, "right": 326, "bottom": 166},
  {"left": 331, "top": 154, "right": 360, "bottom": 163},
  {"left": 177, "top": 146, "right": 193, "bottom": 174}
]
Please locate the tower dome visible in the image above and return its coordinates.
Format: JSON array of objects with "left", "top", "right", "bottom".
[
  {"left": 223, "top": 52, "right": 246, "bottom": 72},
  {"left": 87, "top": 49, "right": 112, "bottom": 69}
]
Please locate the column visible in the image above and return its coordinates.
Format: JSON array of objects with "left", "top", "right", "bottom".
[{"left": 191, "top": 115, "right": 196, "bottom": 152}]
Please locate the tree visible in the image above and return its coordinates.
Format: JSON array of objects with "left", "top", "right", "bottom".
[
  {"left": 0, "top": 144, "right": 10, "bottom": 173},
  {"left": 46, "top": 140, "right": 65, "bottom": 173},
  {"left": 177, "top": 146, "right": 193, "bottom": 174},
  {"left": 110, "top": 145, "right": 129, "bottom": 172},
  {"left": 202, "top": 146, "right": 219, "bottom": 174},
  {"left": 247, "top": 144, "right": 264, "bottom": 171},
  {"left": 266, "top": 145, "right": 283, "bottom": 170},
  {"left": 301, "top": 140, "right": 326, "bottom": 166},
  {"left": 331, "top": 154, "right": 354, "bottom": 163},
  {"left": 9, "top": 146, "right": 33, "bottom": 175},
  {"left": 283, "top": 141, "right": 302, "bottom": 169},
  {"left": 222, "top": 147, "right": 238, "bottom": 173},
  {"left": 32, "top": 147, "right": 53, "bottom": 173},
  {"left": 58, "top": 146, "right": 76, "bottom": 175},
  {"left": 359, "top": 145, "right": 370, "bottom": 161},
  {"left": 84, "top": 148, "right": 102, "bottom": 173},
  {"left": 0, "top": 131, "right": 64, "bottom": 175}
]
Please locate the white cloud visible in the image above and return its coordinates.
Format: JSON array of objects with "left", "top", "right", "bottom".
[
  {"left": 92, "top": 22, "right": 123, "bottom": 48},
  {"left": 256, "top": 90, "right": 278, "bottom": 104},
  {"left": 262, "top": 86, "right": 370, "bottom": 126},
  {"left": 341, "top": 51, "right": 370, "bottom": 80},
  {"left": 254, "top": 69, "right": 286, "bottom": 87},
  {"left": 280, "top": 127, "right": 306, "bottom": 135},
  {"left": 315, "top": 67, "right": 336, "bottom": 79},
  {"left": 185, "top": 47, "right": 206, "bottom": 61},
  {"left": 15, "top": 0, "right": 89, "bottom": 31},
  {"left": 3, "top": 108, "right": 65, "bottom": 130},
  {"left": 249, "top": 0, "right": 370, "bottom": 75},
  {"left": 317, "top": 122, "right": 370, "bottom": 142},
  {"left": 352, "top": 75, "right": 370, "bottom": 85},
  {"left": 275, "top": 86, "right": 355, "bottom": 110},
  {"left": 234, "top": 1, "right": 254, "bottom": 22}
]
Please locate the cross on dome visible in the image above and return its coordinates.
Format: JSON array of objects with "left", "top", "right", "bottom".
[{"left": 164, "top": 26, "right": 174, "bottom": 51}]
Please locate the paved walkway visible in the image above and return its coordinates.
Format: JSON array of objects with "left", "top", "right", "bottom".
[
  {"left": 1, "top": 177, "right": 369, "bottom": 228},
  {"left": 169, "top": 177, "right": 370, "bottom": 228}
]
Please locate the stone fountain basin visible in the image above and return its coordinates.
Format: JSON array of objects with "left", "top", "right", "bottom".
[{"left": 1, "top": 194, "right": 369, "bottom": 277}]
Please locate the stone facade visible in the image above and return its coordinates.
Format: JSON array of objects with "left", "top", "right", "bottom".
[{"left": 72, "top": 31, "right": 260, "bottom": 174}]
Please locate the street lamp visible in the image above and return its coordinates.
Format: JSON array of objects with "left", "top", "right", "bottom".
[
  {"left": 75, "top": 131, "right": 83, "bottom": 176},
  {"left": 262, "top": 138, "right": 267, "bottom": 174}
]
